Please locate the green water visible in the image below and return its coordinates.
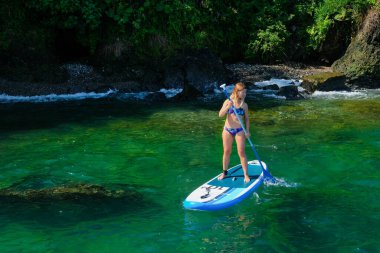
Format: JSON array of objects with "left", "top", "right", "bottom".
[{"left": 0, "top": 94, "right": 379, "bottom": 253}]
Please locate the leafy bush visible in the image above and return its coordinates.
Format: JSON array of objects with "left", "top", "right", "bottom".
[
  {"left": 307, "top": 0, "right": 375, "bottom": 50},
  {"left": 246, "top": 22, "right": 290, "bottom": 63}
]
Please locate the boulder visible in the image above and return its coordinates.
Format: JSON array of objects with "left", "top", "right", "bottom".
[
  {"left": 111, "top": 81, "right": 142, "bottom": 93},
  {"left": 163, "top": 49, "right": 228, "bottom": 94},
  {"left": 301, "top": 72, "right": 349, "bottom": 93},
  {"left": 172, "top": 73, "right": 203, "bottom": 101},
  {"left": 145, "top": 92, "right": 167, "bottom": 102},
  {"left": 332, "top": 6, "right": 380, "bottom": 88},
  {"left": 262, "top": 84, "right": 280, "bottom": 90},
  {"left": 277, "top": 85, "right": 303, "bottom": 99}
]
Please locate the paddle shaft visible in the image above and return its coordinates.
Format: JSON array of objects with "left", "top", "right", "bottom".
[{"left": 221, "top": 85, "right": 274, "bottom": 180}]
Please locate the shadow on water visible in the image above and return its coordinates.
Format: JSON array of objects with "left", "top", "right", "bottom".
[
  {"left": 0, "top": 176, "right": 161, "bottom": 227},
  {"left": 260, "top": 186, "right": 380, "bottom": 252},
  {"left": 0, "top": 94, "right": 286, "bottom": 134},
  {"left": 0, "top": 98, "right": 150, "bottom": 133}
]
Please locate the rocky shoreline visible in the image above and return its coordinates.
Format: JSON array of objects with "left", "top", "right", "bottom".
[
  {"left": 0, "top": 61, "right": 332, "bottom": 98},
  {"left": 225, "top": 62, "right": 332, "bottom": 85}
]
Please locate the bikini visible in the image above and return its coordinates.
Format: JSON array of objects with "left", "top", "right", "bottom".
[{"left": 224, "top": 107, "right": 245, "bottom": 136}]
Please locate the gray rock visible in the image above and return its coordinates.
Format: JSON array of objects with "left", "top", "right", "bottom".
[
  {"left": 277, "top": 85, "right": 303, "bottom": 99},
  {"left": 263, "top": 84, "right": 280, "bottom": 90}
]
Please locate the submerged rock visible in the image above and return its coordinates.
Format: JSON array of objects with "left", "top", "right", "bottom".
[
  {"left": 0, "top": 181, "right": 160, "bottom": 226},
  {"left": 0, "top": 183, "right": 135, "bottom": 201},
  {"left": 301, "top": 72, "right": 349, "bottom": 93}
]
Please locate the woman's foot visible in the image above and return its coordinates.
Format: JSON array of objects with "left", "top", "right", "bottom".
[
  {"left": 218, "top": 170, "right": 228, "bottom": 180},
  {"left": 244, "top": 175, "right": 250, "bottom": 183}
]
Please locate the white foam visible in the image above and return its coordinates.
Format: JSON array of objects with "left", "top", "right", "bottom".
[
  {"left": 265, "top": 177, "right": 299, "bottom": 188},
  {"left": 117, "top": 91, "right": 151, "bottom": 100},
  {"left": 255, "top": 78, "right": 301, "bottom": 88},
  {"left": 159, "top": 88, "right": 183, "bottom": 98},
  {"left": 0, "top": 88, "right": 185, "bottom": 103},
  {"left": 118, "top": 88, "right": 183, "bottom": 100},
  {"left": 311, "top": 89, "right": 380, "bottom": 100},
  {"left": 0, "top": 90, "right": 116, "bottom": 103}
]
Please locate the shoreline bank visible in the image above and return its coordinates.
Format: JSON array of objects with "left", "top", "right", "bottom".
[{"left": 0, "top": 62, "right": 332, "bottom": 97}]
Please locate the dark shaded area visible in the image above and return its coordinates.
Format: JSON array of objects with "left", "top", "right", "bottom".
[
  {"left": 0, "top": 178, "right": 160, "bottom": 227},
  {"left": 318, "top": 20, "right": 353, "bottom": 64},
  {"left": 0, "top": 95, "right": 286, "bottom": 135},
  {"left": 54, "top": 29, "right": 91, "bottom": 62},
  {"left": 261, "top": 186, "right": 380, "bottom": 252},
  {"left": 0, "top": 98, "right": 150, "bottom": 133}
]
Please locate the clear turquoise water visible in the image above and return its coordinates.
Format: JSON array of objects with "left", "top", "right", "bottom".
[{"left": 0, "top": 93, "right": 379, "bottom": 253}]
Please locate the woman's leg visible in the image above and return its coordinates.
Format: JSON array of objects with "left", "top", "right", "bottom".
[
  {"left": 219, "top": 129, "right": 234, "bottom": 180},
  {"left": 236, "top": 132, "right": 250, "bottom": 183}
]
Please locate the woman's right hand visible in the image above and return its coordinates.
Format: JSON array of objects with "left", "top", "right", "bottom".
[
  {"left": 219, "top": 99, "right": 232, "bottom": 117},
  {"left": 225, "top": 100, "right": 233, "bottom": 108}
]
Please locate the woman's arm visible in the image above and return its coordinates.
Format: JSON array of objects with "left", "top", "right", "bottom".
[{"left": 219, "top": 100, "right": 232, "bottom": 117}]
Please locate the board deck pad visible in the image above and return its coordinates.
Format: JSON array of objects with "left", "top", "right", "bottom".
[
  {"left": 208, "top": 164, "right": 262, "bottom": 188},
  {"left": 183, "top": 160, "right": 267, "bottom": 211}
]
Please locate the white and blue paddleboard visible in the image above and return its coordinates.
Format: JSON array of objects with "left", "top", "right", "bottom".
[{"left": 183, "top": 160, "right": 266, "bottom": 211}]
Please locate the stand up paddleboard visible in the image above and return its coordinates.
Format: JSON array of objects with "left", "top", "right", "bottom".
[
  {"left": 183, "top": 160, "right": 267, "bottom": 211},
  {"left": 183, "top": 84, "right": 276, "bottom": 211}
]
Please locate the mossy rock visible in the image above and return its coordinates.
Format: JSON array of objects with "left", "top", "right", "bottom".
[
  {"left": 301, "top": 72, "right": 349, "bottom": 93},
  {"left": 332, "top": 8, "right": 380, "bottom": 88},
  {"left": 332, "top": 39, "right": 380, "bottom": 88},
  {"left": 0, "top": 183, "right": 133, "bottom": 201}
]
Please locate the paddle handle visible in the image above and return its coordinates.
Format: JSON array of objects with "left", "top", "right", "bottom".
[{"left": 220, "top": 84, "right": 274, "bottom": 180}]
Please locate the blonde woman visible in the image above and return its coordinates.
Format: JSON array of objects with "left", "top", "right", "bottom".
[{"left": 218, "top": 82, "right": 250, "bottom": 183}]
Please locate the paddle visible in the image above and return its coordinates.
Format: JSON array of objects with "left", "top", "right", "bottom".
[{"left": 220, "top": 84, "right": 275, "bottom": 182}]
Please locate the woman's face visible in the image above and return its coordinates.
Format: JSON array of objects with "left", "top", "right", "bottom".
[{"left": 236, "top": 87, "right": 246, "bottom": 99}]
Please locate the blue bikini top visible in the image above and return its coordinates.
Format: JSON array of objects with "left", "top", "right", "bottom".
[{"left": 228, "top": 107, "right": 245, "bottom": 116}]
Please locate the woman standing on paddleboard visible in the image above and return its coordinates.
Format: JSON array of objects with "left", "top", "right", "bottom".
[{"left": 218, "top": 82, "right": 251, "bottom": 183}]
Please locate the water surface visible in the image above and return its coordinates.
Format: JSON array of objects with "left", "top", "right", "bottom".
[{"left": 0, "top": 91, "right": 379, "bottom": 252}]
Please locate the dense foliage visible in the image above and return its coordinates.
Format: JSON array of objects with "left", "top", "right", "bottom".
[{"left": 0, "top": 0, "right": 375, "bottom": 64}]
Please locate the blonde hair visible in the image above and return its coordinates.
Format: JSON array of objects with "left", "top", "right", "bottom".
[{"left": 230, "top": 82, "right": 246, "bottom": 106}]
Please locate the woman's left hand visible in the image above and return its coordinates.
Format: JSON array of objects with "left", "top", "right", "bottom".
[{"left": 245, "top": 132, "right": 250, "bottom": 138}]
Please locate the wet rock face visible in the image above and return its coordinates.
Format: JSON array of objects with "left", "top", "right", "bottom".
[
  {"left": 301, "top": 72, "right": 349, "bottom": 93},
  {"left": 332, "top": 7, "right": 380, "bottom": 88}
]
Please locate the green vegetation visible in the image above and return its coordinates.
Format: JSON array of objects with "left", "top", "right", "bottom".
[
  {"left": 0, "top": 0, "right": 375, "bottom": 64},
  {"left": 307, "top": 0, "right": 375, "bottom": 50}
]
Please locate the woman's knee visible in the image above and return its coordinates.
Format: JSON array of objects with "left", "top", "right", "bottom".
[
  {"left": 237, "top": 149, "right": 246, "bottom": 158},
  {"left": 223, "top": 148, "right": 232, "bottom": 156}
]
